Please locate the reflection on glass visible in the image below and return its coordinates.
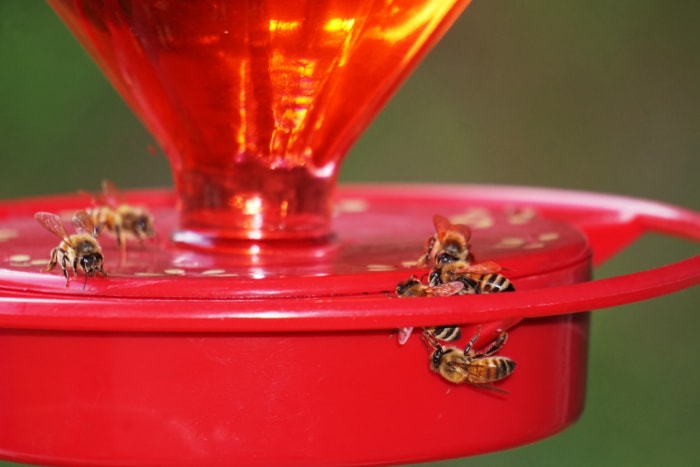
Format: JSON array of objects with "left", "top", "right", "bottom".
[{"left": 48, "top": 0, "right": 471, "bottom": 244}]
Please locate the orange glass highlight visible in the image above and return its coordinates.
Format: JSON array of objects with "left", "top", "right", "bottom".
[{"left": 47, "top": 0, "right": 471, "bottom": 244}]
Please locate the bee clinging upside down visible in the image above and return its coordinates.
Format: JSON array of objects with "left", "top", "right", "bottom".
[
  {"left": 429, "top": 260, "right": 515, "bottom": 294},
  {"left": 34, "top": 210, "right": 106, "bottom": 288},
  {"left": 422, "top": 328, "right": 516, "bottom": 392}
]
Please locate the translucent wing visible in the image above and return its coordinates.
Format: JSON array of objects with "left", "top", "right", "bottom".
[
  {"left": 101, "top": 179, "right": 124, "bottom": 207},
  {"left": 34, "top": 212, "right": 70, "bottom": 241},
  {"left": 432, "top": 214, "right": 452, "bottom": 241},
  {"left": 424, "top": 281, "right": 465, "bottom": 297},
  {"left": 454, "top": 261, "right": 503, "bottom": 275},
  {"left": 433, "top": 214, "right": 472, "bottom": 242},
  {"left": 397, "top": 327, "right": 414, "bottom": 345},
  {"left": 72, "top": 210, "right": 99, "bottom": 236}
]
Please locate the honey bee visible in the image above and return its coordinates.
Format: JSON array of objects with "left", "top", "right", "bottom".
[
  {"left": 85, "top": 180, "right": 155, "bottom": 252},
  {"left": 429, "top": 260, "right": 515, "bottom": 294},
  {"left": 34, "top": 210, "right": 106, "bottom": 288},
  {"left": 422, "top": 328, "right": 516, "bottom": 391},
  {"left": 417, "top": 214, "right": 475, "bottom": 268},
  {"left": 395, "top": 275, "right": 464, "bottom": 345}
]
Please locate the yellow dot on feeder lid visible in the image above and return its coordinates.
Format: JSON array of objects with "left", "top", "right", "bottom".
[
  {"left": 9, "top": 254, "right": 31, "bottom": 263},
  {"left": 367, "top": 264, "right": 395, "bottom": 272},
  {"left": 336, "top": 199, "right": 369, "bottom": 213},
  {"left": 164, "top": 268, "right": 186, "bottom": 276},
  {"left": 449, "top": 209, "right": 494, "bottom": 229},
  {"left": 134, "top": 271, "right": 165, "bottom": 277},
  {"left": 494, "top": 237, "right": 526, "bottom": 248},
  {"left": 538, "top": 232, "right": 560, "bottom": 242},
  {"left": 0, "top": 229, "right": 19, "bottom": 241},
  {"left": 507, "top": 207, "right": 537, "bottom": 225},
  {"left": 201, "top": 269, "right": 227, "bottom": 275}
]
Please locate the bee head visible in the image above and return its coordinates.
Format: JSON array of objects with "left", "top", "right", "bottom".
[
  {"left": 441, "top": 237, "right": 467, "bottom": 260},
  {"left": 435, "top": 252, "right": 459, "bottom": 267},
  {"left": 80, "top": 253, "right": 105, "bottom": 289},
  {"left": 430, "top": 346, "right": 445, "bottom": 370},
  {"left": 421, "top": 331, "right": 446, "bottom": 370},
  {"left": 427, "top": 269, "right": 442, "bottom": 287},
  {"left": 395, "top": 276, "right": 422, "bottom": 297}
]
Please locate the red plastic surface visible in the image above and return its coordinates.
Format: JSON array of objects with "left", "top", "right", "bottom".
[
  {"left": 0, "top": 184, "right": 698, "bottom": 332},
  {"left": 0, "top": 184, "right": 698, "bottom": 466}
]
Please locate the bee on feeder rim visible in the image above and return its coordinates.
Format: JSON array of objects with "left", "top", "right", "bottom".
[
  {"left": 84, "top": 179, "right": 156, "bottom": 252},
  {"left": 429, "top": 260, "right": 515, "bottom": 294},
  {"left": 417, "top": 214, "right": 475, "bottom": 268},
  {"left": 394, "top": 275, "right": 464, "bottom": 345},
  {"left": 34, "top": 210, "right": 107, "bottom": 289},
  {"left": 422, "top": 328, "right": 516, "bottom": 392}
]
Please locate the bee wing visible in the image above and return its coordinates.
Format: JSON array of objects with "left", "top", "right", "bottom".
[
  {"left": 397, "top": 327, "right": 413, "bottom": 345},
  {"left": 454, "top": 261, "right": 502, "bottom": 275},
  {"left": 432, "top": 214, "right": 452, "bottom": 241},
  {"left": 72, "top": 210, "right": 99, "bottom": 236},
  {"left": 101, "top": 179, "right": 124, "bottom": 207},
  {"left": 450, "top": 223, "right": 472, "bottom": 242},
  {"left": 432, "top": 214, "right": 472, "bottom": 242},
  {"left": 425, "top": 281, "right": 465, "bottom": 297},
  {"left": 34, "top": 212, "right": 70, "bottom": 241},
  {"left": 77, "top": 188, "right": 101, "bottom": 207}
]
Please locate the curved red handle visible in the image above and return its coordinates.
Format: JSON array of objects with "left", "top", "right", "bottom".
[
  {"left": 526, "top": 190, "right": 700, "bottom": 266},
  {"left": 462, "top": 188, "right": 700, "bottom": 321}
]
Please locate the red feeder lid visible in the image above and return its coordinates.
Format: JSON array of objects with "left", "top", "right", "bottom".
[{"left": 0, "top": 184, "right": 698, "bottom": 333}]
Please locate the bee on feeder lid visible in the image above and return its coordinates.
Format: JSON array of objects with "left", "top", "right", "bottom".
[
  {"left": 428, "top": 260, "right": 515, "bottom": 294},
  {"left": 417, "top": 214, "right": 475, "bottom": 268},
  {"left": 84, "top": 179, "right": 156, "bottom": 253},
  {"left": 34, "top": 210, "right": 107, "bottom": 289},
  {"left": 422, "top": 328, "right": 516, "bottom": 392}
]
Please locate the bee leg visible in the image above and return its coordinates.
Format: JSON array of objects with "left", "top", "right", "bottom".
[
  {"left": 463, "top": 330, "right": 480, "bottom": 357},
  {"left": 467, "top": 382, "right": 510, "bottom": 395},
  {"left": 420, "top": 330, "right": 442, "bottom": 352},
  {"left": 61, "top": 253, "right": 72, "bottom": 287},
  {"left": 72, "top": 255, "right": 79, "bottom": 277},
  {"left": 115, "top": 225, "right": 124, "bottom": 250},
  {"left": 94, "top": 220, "right": 107, "bottom": 237},
  {"left": 477, "top": 332, "right": 508, "bottom": 357},
  {"left": 46, "top": 248, "right": 58, "bottom": 272}
]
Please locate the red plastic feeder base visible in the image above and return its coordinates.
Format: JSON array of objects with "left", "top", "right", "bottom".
[{"left": 0, "top": 184, "right": 698, "bottom": 467}]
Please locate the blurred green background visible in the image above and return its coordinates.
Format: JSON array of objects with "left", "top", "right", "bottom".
[{"left": 1, "top": 1, "right": 698, "bottom": 466}]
